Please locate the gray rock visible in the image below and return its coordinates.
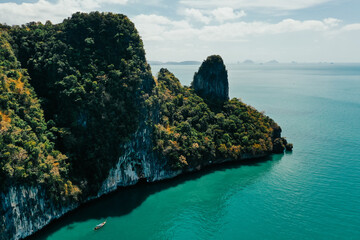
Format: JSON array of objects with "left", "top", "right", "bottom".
[{"left": 192, "top": 55, "right": 229, "bottom": 102}]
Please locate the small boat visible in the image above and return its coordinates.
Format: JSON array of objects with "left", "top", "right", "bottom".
[{"left": 94, "top": 220, "right": 106, "bottom": 230}]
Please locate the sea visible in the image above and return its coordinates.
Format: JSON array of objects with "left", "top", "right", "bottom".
[{"left": 31, "top": 63, "right": 360, "bottom": 240}]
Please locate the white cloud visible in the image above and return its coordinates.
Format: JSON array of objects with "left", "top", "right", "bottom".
[
  {"left": 2, "top": 1, "right": 360, "bottom": 62},
  {"left": 0, "top": 0, "right": 128, "bottom": 25},
  {"left": 134, "top": 14, "right": 343, "bottom": 42},
  {"left": 133, "top": 13, "right": 360, "bottom": 62},
  {"left": 133, "top": 14, "right": 193, "bottom": 41},
  {"left": 197, "top": 19, "right": 333, "bottom": 41},
  {"left": 183, "top": 8, "right": 211, "bottom": 24},
  {"left": 179, "top": 0, "right": 331, "bottom": 10},
  {"left": 129, "top": 0, "right": 163, "bottom": 6},
  {"left": 342, "top": 23, "right": 360, "bottom": 31},
  {"left": 323, "top": 18, "right": 342, "bottom": 27},
  {"left": 181, "top": 7, "right": 246, "bottom": 24},
  {"left": 134, "top": 13, "right": 360, "bottom": 63},
  {"left": 211, "top": 7, "right": 246, "bottom": 22}
]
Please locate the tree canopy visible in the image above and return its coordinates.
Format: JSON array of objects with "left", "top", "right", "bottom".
[
  {"left": 1, "top": 12, "right": 154, "bottom": 198},
  {"left": 0, "top": 12, "right": 291, "bottom": 202},
  {"left": 147, "top": 68, "right": 289, "bottom": 169}
]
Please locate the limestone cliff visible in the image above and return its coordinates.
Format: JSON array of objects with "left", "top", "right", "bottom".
[
  {"left": 0, "top": 98, "right": 284, "bottom": 239},
  {"left": 0, "top": 14, "right": 292, "bottom": 240},
  {"left": 0, "top": 186, "right": 77, "bottom": 240},
  {"left": 0, "top": 105, "right": 176, "bottom": 240},
  {"left": 192, "top": 55, "right": 229, "bottom": 102},
  {"left": 0, "top": 110, "right": 270, "bottom": 240}
]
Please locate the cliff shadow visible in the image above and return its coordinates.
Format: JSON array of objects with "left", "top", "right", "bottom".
[{"left": 27, "top": 153, "right": 284, "bottom": 240}]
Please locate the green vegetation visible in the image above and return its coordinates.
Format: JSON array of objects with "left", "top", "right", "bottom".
[
  {"left": 0, "top": 30, "right": 79, "bottom": 201},
  {"left": 0, "top": 12, "right": 291, "bottom": 202},
  {"left": 147, "top": 68, "right": 282, "bottom": 169},
  {"left": 1, "top": 12, "right": 153, "bottom": 198},
  {"left": 7, "top": 12, "right": 153, "bottom": 195}
]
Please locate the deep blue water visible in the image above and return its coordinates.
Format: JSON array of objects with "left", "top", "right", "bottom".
[{"left": 33, "top": 63, "right": 360, "bottom": 240}]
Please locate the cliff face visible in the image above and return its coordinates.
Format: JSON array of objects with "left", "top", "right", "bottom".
[
  {"left": 0, "top": 14, "right": 291, "bottom": 240},
  {"left": 192, "top": 55, "right": 229, "bottom": 101},
  {"left": 0, "top": 114, "right": 269, "bottom": 240},
  {"left": 0, "top": 186, "right": 77, "bottom": 240},
  {"left": 97, "top": 107, "right": 180, "bottom": 196},
  {"left": 6, "top": 12, "right": 155, "bottom": 196},
  {"left": 0, "top": 99, "right": 284, "bottom": 239},
  {"left": 0, "top": 103, "right": 287, "bottom": 240},
  {"left": 0, "top": 106, "right": 177, "bottom": 240}
]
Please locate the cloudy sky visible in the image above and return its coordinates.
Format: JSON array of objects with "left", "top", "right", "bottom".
[{"left": 1, "top": 0, "right": 359, "bottom": 63}]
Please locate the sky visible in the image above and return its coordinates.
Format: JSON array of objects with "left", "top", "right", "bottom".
[{"left": 0, "top": 0, "right": 360, "bottom": 63}]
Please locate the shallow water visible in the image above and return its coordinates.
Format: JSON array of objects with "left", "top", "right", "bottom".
[{"left": 33, "top": 63, "right": 360, "bottom": 240}]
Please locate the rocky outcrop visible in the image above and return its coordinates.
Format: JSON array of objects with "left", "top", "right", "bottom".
[
  {"left": 0, "top": 104, "right": 178, "bottom": 240},
  {"left": 0, "top": 58, "right": 293, "bottom": 240},
  {"left": 192, "top": 55, "right": 229, "bottom": 101},
  {"left": 0, "top": 66, "right": 291, "bottom": 240},
  {"left": 97, "top": 108, "right": 180, "bottom": 196},
  {"left": 271, "top": 124, "right": 293, "bottom": 153},
  {"left": 273, "top": 137, "right": 293, "bottom": 153},
  {"left": 0, "top": 107, "right": 275, "bottom": 240},
  {"left": 0, "top": 23, "right": 296, "bottom": 240},
  {"left": 0, "top": 186, "right": 78, "bottom": 240}
]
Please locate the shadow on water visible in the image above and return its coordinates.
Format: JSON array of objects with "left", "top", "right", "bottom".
[{"left": 28, "top": 154, "right": 284, "bottom": 239}]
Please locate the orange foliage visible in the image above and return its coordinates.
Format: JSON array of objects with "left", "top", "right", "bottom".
[
  {"left": 229, "top": 145, "right": 241, "bottom": 159},
  {"left": 192, "top": 142, "right": 199, "bottom": 149},
  {"left": 169, "top": 140, "right": 179, "bottom": 148},
  {"left": 179, "top": 155, "right": 188, "bottom": 165},
  {"left": 15, "top": 76, "right": 25, "bottom": 93},
  {"left": 153, "top": 77, "right": 158, "bottom": 86},
  {"left": 252, "top": 143, "right": 264, "bottom": 155},
  {"left": 166, "top": 125, "right": 172, "bottom": 133},
  {"left": 0, "top": 111, "right": 11, "bottom": 131},
  {"left": 0, "top": 111, "right": 11, "bottom": 123},
  {"left": 46, "top": 155, "right": 60, "bottom": 177},
  {"left": 4, "top": 72, "right": 30, "bottom": 95}
]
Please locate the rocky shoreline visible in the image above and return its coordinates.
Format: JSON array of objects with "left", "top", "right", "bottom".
[
  {"left": 1, "top": 110, "right": 275, "bottom": 240},
  {"left": 1, "top": 150, "right": 270, "bottom": 240}
]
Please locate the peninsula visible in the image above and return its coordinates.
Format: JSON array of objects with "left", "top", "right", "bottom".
[{"left": 0, "top": 12, "right": 292, "bottom": 240}]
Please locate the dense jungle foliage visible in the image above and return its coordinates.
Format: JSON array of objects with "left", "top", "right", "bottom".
[
  {"left": 147, "top": 69, "right": 283, "bottom": 169},
  {"left": 1, "top": 12, "right": 153, "bottom": 197},
  {"left": 0, "top": 12, "right": 291, "bottom": 201},
  {"left": 0, "top": 30, "right": 79, "bottom": 200}
]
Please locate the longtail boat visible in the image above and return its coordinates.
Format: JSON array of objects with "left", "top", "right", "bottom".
[{"left": 94, "top": 220, "right": 106, "bottom": 230}]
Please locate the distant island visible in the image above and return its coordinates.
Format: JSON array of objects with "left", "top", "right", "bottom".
[
  {"left": 149, "top": 60, "right": 201, "bottom": 65},
  {"left": 242, "top": 59, "right": 255, "bottom": 64},
  {"left": 241, "top": 59, "right": 280, "bottom": 64},
  {"left": 0, "top": 12, "right": 291, "bottom": 240},
  {"left": 266, "top": 60, "right": 279, "bottom": 64}
]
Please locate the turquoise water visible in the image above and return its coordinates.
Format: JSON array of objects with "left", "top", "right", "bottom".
[{"left": 32, "top": 63, "right": 360, "bottom": 240}]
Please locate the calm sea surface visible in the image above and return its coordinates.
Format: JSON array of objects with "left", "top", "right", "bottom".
[{"left": 33, "top": 63, "right": 360, "bottom": 240}]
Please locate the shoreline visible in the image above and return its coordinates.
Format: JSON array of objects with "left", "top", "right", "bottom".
[{"left": 24, "top": 153, "right": 277, "bottom": 240}]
